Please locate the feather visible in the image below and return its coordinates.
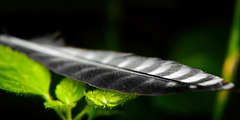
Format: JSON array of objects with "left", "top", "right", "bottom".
[{"left": 0, "top": 35, "right": 234, "bottom": 96}]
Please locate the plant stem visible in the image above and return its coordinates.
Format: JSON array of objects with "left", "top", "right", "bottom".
[
  {"left": 74, "top": 105, "right": 91, "bottom": 120},
  {"left": 43, "top": 93, "right": 67, "bottom": 120},
  {"left": 66, "top": 107, "right": 72, "bottom": 120},
  {"left": 55, "top": 108, "right": 67, "bottom": 120},
  {"left": 213, "top": 0, "right": 240, "bottom": 120}
]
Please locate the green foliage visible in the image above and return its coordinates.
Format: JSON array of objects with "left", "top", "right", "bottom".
[
  {"left": 214, "top": 0, "right": 240, "bottom": 120},
  {"left": 88, "top": 108, "right": 123, "bottom": 120},
  {"left": 44, "top": 100, "right": 69, "bottom": 109},
  {"left": 149, "top": 23, "right": 227, "bottom": 115},
  {"left": 86, "top": 89, "right": 137, "bottom": 108},
  {"left": 151, "top": 92, "right": 216, "bottom": 114},
  {"left": 0, "top": 46, "right": 51, "bottom": 97},
  {"left": 170, "top": 25, "right": 227, "bottom": 75},
  {"left": 0, "top": 45, "right": 137, "bottom": 120},
  {"left": 55, "top": 77, "right": 86, "bottom": 105}
]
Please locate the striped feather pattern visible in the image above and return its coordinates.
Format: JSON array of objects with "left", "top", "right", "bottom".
[{"left": 0, "top": 35, "right": 234, "bottom": 95}]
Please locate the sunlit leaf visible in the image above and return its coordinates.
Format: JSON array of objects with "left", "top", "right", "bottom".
[
  {"left": 0, "top": 46, "right": 51, "bottom": 96},
  {"left": 55, "top": 77, "right": 86, "bottom": 104},
  {"left": 86, "top": 89, "right": 137, "bottom": 108}
]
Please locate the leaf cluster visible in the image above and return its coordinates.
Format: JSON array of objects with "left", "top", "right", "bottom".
[{"left": 0, "top": 46, "right": 137, "bottom": 120}]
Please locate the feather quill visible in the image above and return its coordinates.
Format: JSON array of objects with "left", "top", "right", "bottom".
[{"left": 0, "top": 35, "right": 234, "bottom": 95}]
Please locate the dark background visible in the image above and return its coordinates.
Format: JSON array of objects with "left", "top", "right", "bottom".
[{"left": 0, "top": 0, "right": 239, "bottom": 120}]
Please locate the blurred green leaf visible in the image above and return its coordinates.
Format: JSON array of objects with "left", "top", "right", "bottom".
[
  {"left": 55, "top": 77, "right": 86, "bottom": 105},
  {"left": 214, "top": 0, "right": 240, "bottom": 120},
  {"left": 86, "top": 89, "right": 137, "bottom": 108},
  {"left": 88, "top": 108, "right": 122, "bottom": 120},
  {"left": 151, "top": 92, "right": 216, "bottom": 114},
  {"left": 169, "top": 26, "right": 227, "bottom": 75},
  {"left": 152, "top": 22, "right": 228, "bottom": 115},
  {"left": 0, "top": 46, "right": 51, "bottom": 97}
]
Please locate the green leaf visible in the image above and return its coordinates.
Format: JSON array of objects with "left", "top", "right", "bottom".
[
  {"left": 214, "top": 1, "right": 240, "bottom": 120},
  {"left": 0, "top": 46, "right": 51, "bottom": 97},
  {"left": 44, "top": 100, "right": 76, "bottom": 110},
  {"left": 55, "top": 77, "right": 86, "bottom": 104},
  {"left": 44, "top": 100, "right": 65, "bottom": 109},
  {"left": 86, "top": 89, "right": 137, "bottom": 108}
]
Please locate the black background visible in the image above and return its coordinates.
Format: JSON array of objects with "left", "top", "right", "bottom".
[{"left": 0, "top": 0, "right": 238, "bottom": 120}]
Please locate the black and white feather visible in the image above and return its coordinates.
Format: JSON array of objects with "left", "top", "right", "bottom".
[{"left": 0, "top": 35, "right": 234, "bottom": 96}]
